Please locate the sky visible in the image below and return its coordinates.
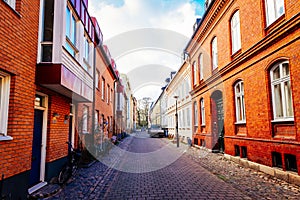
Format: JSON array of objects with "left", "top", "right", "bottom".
[{"left": 89, "top": 0, "right": 206, "bottom": 101}]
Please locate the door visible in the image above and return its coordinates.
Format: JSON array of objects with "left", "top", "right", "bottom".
[
  {"left": 29, "top": 109, "right": 43, "bottom": 186},
  {"left": 216, "top": 98, "right": 224, "bottom": 153},
  {"left": 211, "top": 90, "right": 224, "bottom": 152}
]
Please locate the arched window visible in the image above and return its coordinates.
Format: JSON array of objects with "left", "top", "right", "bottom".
[
  {"left": 270, "top": 61, "right": 293, "bottom": 120},
  {"left": 211, "top": 37, "right": 218, "bottom": 70},
  {"left": 231, "top": 10, "right": 241, "bottom": 54},
  {"left": 234, "top": 81, "right": 246, "bottom": 122}
]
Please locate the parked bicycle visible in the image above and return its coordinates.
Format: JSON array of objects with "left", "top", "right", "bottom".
[{"left": 58, "top": 142, "right": 81, "bottom": 185}]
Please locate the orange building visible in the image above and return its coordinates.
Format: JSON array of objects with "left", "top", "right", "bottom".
[{"left": 187, "top": 0, "right": 300, "bottom": 175}]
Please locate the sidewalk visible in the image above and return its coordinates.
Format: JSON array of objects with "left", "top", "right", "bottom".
[{"left": 166, "top": 139, "right": 300, "bottom": 199}]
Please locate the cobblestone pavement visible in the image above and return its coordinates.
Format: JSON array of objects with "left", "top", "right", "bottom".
[{"left": 47, "top": 132, "right": 300, "bottom": 200}]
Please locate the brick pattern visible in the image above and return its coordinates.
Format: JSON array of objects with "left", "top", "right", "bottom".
[
  {"left": 94, "top": 48, "right": 115, "bottom": 138},
  {"left": 0, "top": 0, "right": 40, "bottom": 178},
  {"left": 190, "top": 0, "right": 300, "bottom": 174}
]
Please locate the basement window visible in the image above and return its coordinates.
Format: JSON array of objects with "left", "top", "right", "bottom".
[
  {"left": 234, "top": 145, "right": 240, "bottom": 157},
  {"left": 272, "top": 152, "right": 282, "bottom": 168},
  {"left": 241, "top": 146, "right": 247, "bottom": 158},
  {"left": 285, "top": 154, "right": 297, "bottom": 172},
  {"left": 194, "top": 138, "right": 199, "bottom": 146}
]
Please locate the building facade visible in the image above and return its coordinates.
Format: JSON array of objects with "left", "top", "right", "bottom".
[
  {"left": 166, "top": 61, "right": 192, "bottom": 143},
  {"left": 0, "top": 0, "right": 110, "bottom": 198},
  {"left": 187, "top": 0, "right": 300, "bottom": 174},
  {"left": 0, "top": 0, "right": 40, "bottom": 198}
]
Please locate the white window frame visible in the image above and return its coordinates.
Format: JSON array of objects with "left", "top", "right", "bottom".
[
  {"left": 265, "top": 0, "right": 285, "bottom": 26},
  {"left": 231, "top": 10, "right": 241, "bottom": 54},
  {"left": 107, "top": 84, "right": 109, "bottom": 104},
  {"left": 0, "top": 72, "right": 12, "bottom": 141},
  {"left": 95, "top": 70, "right": 99, "bottom": 89},
  {"left": 95, "top": 110, "right": 99, "bottom": 130},
  {"left": 234, "top": 81, "right": 246, "bottom": 123},
  {"left": 3, "top": 0, "right": 16, "bottom": 10},
  {"left": 65, "top": 5, "right": 78, "bottom": 57},
  {"left": 194, "top": 101, "right": 198, "bottom": 126},
  {"left": 270, "top": 61, "right": 294, "bottom": 121},
  {"left": 186, "top": 107, "right": 191, "bottom": 127},
  {"left": 200, "top": 98, "right": 206, "bottom": 126},
  {"left": 212, "top": 37, "right": 218, "bottom": 70},
  {"left": 193, "top": 61, "right": 197, "bottom": 85},
  {"left": 101, "top": 78, "right": 105, "bottom": 100},
  {"left": 199, "top": 53, "right": 204, "bottom": 80},
  {"left": 82, "top": 106, "right": 88, "bottom": 133}
]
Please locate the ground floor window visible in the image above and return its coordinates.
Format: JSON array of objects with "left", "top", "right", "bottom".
[{"left": 0, "top": 71, "right": 11, "bottom": 140}]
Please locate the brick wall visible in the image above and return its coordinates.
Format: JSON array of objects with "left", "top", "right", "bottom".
[
  {"left": 190, "top": 0, "right": 300, "bottom": 174},
  {"left": 0, "top": 0, "right": 39, "bottom": 178},
  {"left": 95, "top": 47, "right": 115, "bottom": 137}
]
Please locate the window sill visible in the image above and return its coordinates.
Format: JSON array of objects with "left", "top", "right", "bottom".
[
  {"left": 264, "top": 14, "right": 285, "bottom": 35},
  {"left": 231, "top": 49, "right": 241, "bottom": 59},
  {"left": 235, "top": 121, "right": 246, "bottom": 125},
  {"left": 0, "top": 135, "right": 13, "bottom": 141},
  {"left": 271, "top": 118, "right": 294, "bottom": 123}
]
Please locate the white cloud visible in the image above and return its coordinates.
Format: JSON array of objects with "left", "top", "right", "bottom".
[
  {"left": 88, "top": 0, "right": 203, "bottom": 100},
  {"left": 89, "top": 0, "right": 199, "bottom": 39}
]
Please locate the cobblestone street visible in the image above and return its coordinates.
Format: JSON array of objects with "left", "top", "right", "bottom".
[{"left": 46, "top": 132, "right": 300, "bottom": 199}]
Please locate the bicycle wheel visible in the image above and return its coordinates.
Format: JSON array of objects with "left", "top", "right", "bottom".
[{"left": 58, "top": 165, "right": 72, "bottom": 185}]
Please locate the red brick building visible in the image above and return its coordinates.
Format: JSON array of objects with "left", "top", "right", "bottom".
[
  {"left": 0, "top": 0, "right": 106, "bottom": 198},
  {"left": 0, "top": 0, "right": 40, "bottom": 198},
  {"left": 188, "top": 0, "right": 300, "bottom": 174},
  {"left": 93, "top": 42, "right": 118, "bottom": 151}
]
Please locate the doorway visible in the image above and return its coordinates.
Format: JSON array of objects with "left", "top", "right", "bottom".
[
  {"left": 28, "top": 94, "right": 48, "bottom": 193},
  {"left": 211, "top": 90, "right": 224, "bottom": 153}
]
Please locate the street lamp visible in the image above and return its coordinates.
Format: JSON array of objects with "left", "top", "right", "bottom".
[{"left": 173, "top": 95, "right": 179, "bottom": 147}]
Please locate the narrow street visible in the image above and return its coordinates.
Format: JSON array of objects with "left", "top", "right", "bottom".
[{"left": 45, "top": 132, "right": 300, "bottom": 200}]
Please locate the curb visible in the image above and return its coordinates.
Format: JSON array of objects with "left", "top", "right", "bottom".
[{"left": 223, "top": 154, "right": 300, "bottom": 186}]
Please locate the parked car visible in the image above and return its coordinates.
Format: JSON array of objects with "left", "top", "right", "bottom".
[{"left": 148, "top": 125, "right": 165, "bottom": 138}]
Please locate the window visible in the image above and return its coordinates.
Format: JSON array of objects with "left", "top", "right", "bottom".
[
  {"left": 285, "top": 154, "right": 297, "bottom": 172},
  {"left": 0, "top": 72, "right": 11, "bottom": 140},
  {"left": 65, "top": 6, "right": 77, "bottom": 56},
  {"left": 194, "top": 101, "right": 198, "bottom": 127},
  {"left": 3, "top": 0, "right": 16, "bottom": 10},
  {"left": 40, "top": 0, "right": 54, "bottom": 62},
  {"left": 83, "top": 36, "right": 92, "bottom": 73},
  {"left": 95, "top": 70, "right": 99, "bottom": 89},
  {"left": 270, "top": 61, "right": 293, "bottom": 120},
  {"left": 110, "top": 89, "right": 113, "bottom": 102},
  {"left": 200, "top": 98, "right": 205, "bottom": 125},
  {"left": 107, "top": 85, "right": 110, "bottom": 104},
  {"left": 199, "top": 54, "right": 204, "bottom": 80},
  {"left": 193, "top": 61, "right": 197, "bottom": 85},
  {"left": 265, "top": 0, "right": 285, "bottom": 26},
  {"left": 234, "top": 145, "right": 240, "bottom": 156},
  {"left": 186, "top": 107, "right": 191, "bottom": 127},
  {"left": 272, "top": 152, "right": 283, "bottom": 168},
  {"left": 82, "top": 106, "right": 88, "bottom": 133},
  {"left": 211, "top": 37, "right": 218, "bottom": 70},
  {"left": 234, "top": 81, "right": 246, "bottom": 122},
  {"left": 101, "top": 78, "right": 105, "bottom": 100},
  {"left": 231, "top": 10, "right": 241, "bottom": 54},
  {"left": 95, "top": 110, "right": 99, "bottom": 130}
]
